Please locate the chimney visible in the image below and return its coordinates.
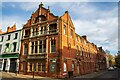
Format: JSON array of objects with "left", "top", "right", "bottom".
[{"left": 82, "top": 35, "right": 87, "bottom": 41}]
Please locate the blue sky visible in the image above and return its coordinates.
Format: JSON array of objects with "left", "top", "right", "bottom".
[{"left": 1, "top": 2, "right": 118, "bottom": 55}]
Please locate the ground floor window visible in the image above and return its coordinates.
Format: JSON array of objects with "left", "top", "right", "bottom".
[{"left": 64, "top": 62, "right": 67, "bottom": 72}]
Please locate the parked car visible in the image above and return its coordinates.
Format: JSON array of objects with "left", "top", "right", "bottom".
[{"left": 108, "top": 66, "right": 114, "bottom": 71}]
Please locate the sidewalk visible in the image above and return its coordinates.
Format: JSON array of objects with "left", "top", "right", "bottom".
[
  {"left": 75, "top": 70, "right": 107, "bottom": 78},
  {"left": 0, "top": 71, "right": 59, "bottom": 80}
]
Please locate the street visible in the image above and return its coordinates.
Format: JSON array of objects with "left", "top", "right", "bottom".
[{"left": 74, "top": 68, "right": 120, "bottom": 80}]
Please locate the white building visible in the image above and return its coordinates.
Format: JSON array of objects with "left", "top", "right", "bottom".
[{"left": 0, "top": 25, "right": 22, "bottom": 72}]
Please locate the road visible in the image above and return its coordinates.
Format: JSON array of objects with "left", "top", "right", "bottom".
[{"left": 74, "top": 68, "right": 120, "bottom": 80}]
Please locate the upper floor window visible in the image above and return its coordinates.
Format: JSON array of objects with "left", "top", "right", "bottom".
[
  {"left": 39, "top": 39, "right": 46, "bottom": 53},
  {"left": 5, "top": 43, "right": 10, "bottom": 53},
  {"left": 70, "top": 29, "right": 73, "bottom": 37},
  {"left": 24, "top": 43, "right": 28, "bottom": 55},
  {"left": 72, "top": 62, "right": 75, "bottom": 71},
  {"left": 64, "top": 25, "right": 66, "bottom": 34},
  {"left": 14, "top": 33, "right": 18, "bottom": 39},
  {"left": 51, "top": 38, "right": 56, "bottom": 53},
  {"left": 0, "top": 36, "right": 3, "bottom": 42},
  {"left": 7, "top": 35, "right": 10, "bottom": 41},
  {"left": 32, "top": 28, "right": 38, "bottom": 36},
  {"left": 0, "top": 45, "right": 2, "bottom": 53},
  {"left": 25, "top": 29, "right": 30, "bottom": 38},
  {"left": 49, "top": 23, "right": 57, "bottom": 34},
  {"left": 80, "top": 47, "right": 83, "bottom": 56},
  {"left": 13, "top": 42, "right": 17, "bottom": 52},
  {"left": 76, "top": 46, "right": 79, "bottom": 55},
  {"left": 40, "top": 27, "right": 43, "bottom": 34}
]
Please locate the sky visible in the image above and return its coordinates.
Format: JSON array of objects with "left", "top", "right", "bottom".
[{"left": 0, "top": 1, "right": 119, "bottom": 55}]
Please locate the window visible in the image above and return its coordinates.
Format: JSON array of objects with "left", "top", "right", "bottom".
[
  {"left": 72, "top": 62, "right": 75, "bottom": 71},
  {"left": 35, "top": 28, "right": 38, "bottom": 35},
  {"left": 38, "top": 63, "right": 46, "bottom": 72},
  {"left": 42, "top": 63, "right": 45, "bottom": 71},
  {"left": 40, "top": 27, "right": 43, "bottom": 34},
  {"left": 34, "top": 63, "right": 36, "bottom": 71},
  {"left": 30, "top": 63, "right": 32, "bottom": 71},
  {"left": 80, "top": 47, "right": 83, "bottom": 56},
  {"left": 5, "top": 43, "right": 10, "bottom": 53},
  {"left": 7, "top": 35, "right": 10, "bottom": 40},
  {"left": 51, "top": 38, "right": 56, "bottom": 53},
  {"left": 64, "top": 63, "right": 67, "bottom": 72},
  {"left": 25, "top": 29, "right": 30, "bottom": 37},
  {"left": 44, "top": 26, "right": 47, "bottom": 34},
  {"left": 76, "top": 46, "right": 79, "bottom": 55},
  {"left": 35, "top": 41, "right": 38, "bottom": 53},
  {"left": 64, "top": 25, "right": 66, "bottom": 34},
  {"left": 70, "top": 29, "right": 73, "bottom": 37},
  {"left": 49, "top": 23, "right": 57, "bottom": 34},
  {"left": 24, "top": 44, "right": 28, "bottom": 55},
  {"left": 39, "top": 40, "right": 42, "bottom": 53},
  {"left": 14, "top": 33, "right": 18, "bottom": 39},
  {"left": 39, "top": 40, "right": 46, "bottom": 53},
  {"left": 13, "top": 42, "right": 17, "bottom": 52},
  {"left": 0, "top": 36, "right": 3, "bottom": 42},
  {"left": 31, "top": 42, "right": 34, "bottom": 53},
  {"left": 0, "top": 45, "right": 1, "bottom": 53}
]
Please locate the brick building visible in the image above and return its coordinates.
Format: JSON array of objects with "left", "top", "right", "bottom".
[{"left": 19, "top": 3, "right": 107, "bottom": 78}]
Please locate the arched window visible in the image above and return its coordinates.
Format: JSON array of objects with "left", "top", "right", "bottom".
[{"left": 35, "top": 15, "right": 47, "bottom": 23}]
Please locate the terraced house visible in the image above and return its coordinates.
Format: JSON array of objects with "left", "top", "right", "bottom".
[
  {"left": 19, "top": 3, "right": 107, "bottom": 78},
  {"left": 0, "top": 24, "right": 22, "bottom": 72}
]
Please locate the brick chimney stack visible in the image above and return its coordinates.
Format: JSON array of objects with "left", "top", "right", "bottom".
[{"left": 7, "top": 24, "right": 16, "bottom": 33}]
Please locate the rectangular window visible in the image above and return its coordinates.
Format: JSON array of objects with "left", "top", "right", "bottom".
[
  {"left": 64, "top": 63, "right": 67, "bottom": 72},
  {"left": 24, "top": 44, "right": 28, "bottom": 55},
  {"left": 34, "top": 63, "right": 36, "bottom": 71},
  {"left": 40, "top": 27, "right": 43, "bottom": 34},
  {"left": 25, "top": 29, "right": 30, "bottom": 37},
  {"left": 0, "top": 45, "right": 2, "bottom": 53},
  {"left": 13, "top": 42, "right": 17, "bottom": 52},
  {"left": 51, "top": 39, "right": 56, "bottom": 53},
  {"left": 31, "top": 42, "right": 34, "bottom": 53},
  {"left": 0, "top": 36, "right": 3, "bottom": 42},
  {"left": 39, "top": 40, "right": 42, "bottom": 53},
  {"left": 42, "top": 63, "right": 45, "bottom": 71},
  {"left": 64, "top": 25, "right": 66, "bottom": 34},
  {"left": 30, "top": 63, "right": 32, "bottom": 71},
  {"left": 80, "top": 47, "right": 83, "bottom": 56},
  {"left": 14, "top": 33, "right": 18, "bottom": 39},
  {"left": 5, "top": 43, "right": 10, "bottom": 53},
  {"left": 43, "top": 40, "right": 46, "bottom": 53},
  {"left": 35, "top": 41, "right": 38, "bottom": 53},
  {"left": 35, "top": 28, "right": 38, "bottom": 35},
  {"left": 70, "top": 29, "right": 73, "bottom": 37},
  {"left": 39, "top": 40, "right": 46, "bottom": 53},
  {"left": 76, "top": 46, "right": 79, "bottom": 55},
  {"left": 44, "top": 26, "right": 47, "bottom": 34},
  {"left": 72, "top": 62, "right": 74, "bottom": 71},
  {"left": 38, "top": 63, "right": 41, "bottom": 71},
  {"left": 7, "top": 35, "right": 10, "bottom": 40}
]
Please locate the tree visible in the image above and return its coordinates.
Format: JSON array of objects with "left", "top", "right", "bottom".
[{"left": 115, "top": 54, "right": 120, "bottom": 67}]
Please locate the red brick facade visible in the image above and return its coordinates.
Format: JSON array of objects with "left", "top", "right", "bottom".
[{"left": 19, "top": 3, "right": 107, "bottom": 78}]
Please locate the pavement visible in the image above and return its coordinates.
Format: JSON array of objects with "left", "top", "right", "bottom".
[{"left": 0, "top": 71, "right": 59, "bottom": 80}]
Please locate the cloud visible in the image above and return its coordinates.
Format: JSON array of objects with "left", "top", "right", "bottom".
[{"left": 2, "top": 16, "right": 26, "bottom": 31}]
